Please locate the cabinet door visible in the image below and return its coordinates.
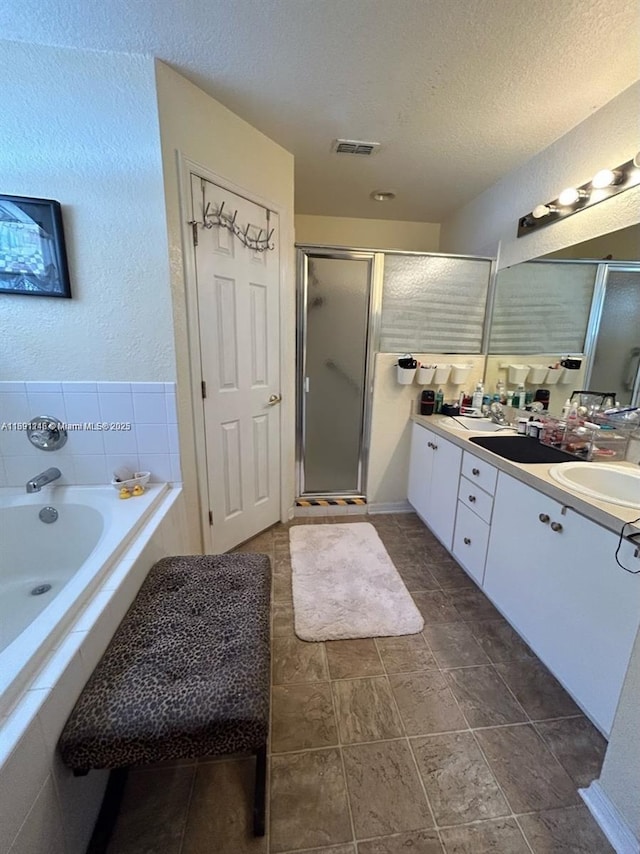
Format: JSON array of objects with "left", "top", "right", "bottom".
[
  {"left": 407, "top": 422, "right": 434, "bottom": 523},
  {"left": 485, "top": 471, "right": 640, "bottom": 735},
  {"left": 426, "top": 432, "right": 462, "bottom": 550},
  {"left": 453, "top": 501, "right": 490, "bottom": 584}
]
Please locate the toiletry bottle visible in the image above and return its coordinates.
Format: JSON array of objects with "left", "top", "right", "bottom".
[
  {"left": 515, "top": 384, "right": 526, "bottom": 409},
  {"left": 472, "top": 382, "right": 484, "bottom": 411},
  {"left": 435, "top": 388, "right": 444, "bottom": 414},
  {"left": 561, "top": 398, "right": 571, "bottom": 419},
  {"left": 506, "top": 389, "right": 514, "bottom": 408}
]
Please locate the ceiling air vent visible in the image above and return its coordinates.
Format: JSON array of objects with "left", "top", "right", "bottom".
[{"left": 332, "top": 139, "right": 380, "bottom": 156}]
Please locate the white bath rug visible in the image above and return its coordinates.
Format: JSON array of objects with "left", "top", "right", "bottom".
[{"left": 289, "top": 522, "right": 424, "bottom": 641}]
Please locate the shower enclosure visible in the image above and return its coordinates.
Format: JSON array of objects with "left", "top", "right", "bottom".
[
  {"left": 296, "top": 249, "right": 380, "bottom": 496},
  {"left": 296, "top": 246, "right": 494, "bottom": 500}
]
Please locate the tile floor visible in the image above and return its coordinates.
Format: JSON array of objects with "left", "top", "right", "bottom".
[{"left": 107, "top": 514, "right": 612, "bottom": 853}]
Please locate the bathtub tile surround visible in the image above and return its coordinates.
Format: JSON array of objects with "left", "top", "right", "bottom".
[
  {"left": 0, "top": 381, "right": 181, "bottom": 486},
  {"left": 0, "top": 485, "right": 189, "bottom": 854}
]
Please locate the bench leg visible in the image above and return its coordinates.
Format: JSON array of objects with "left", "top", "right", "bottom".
[{"left": 253, "top": 744, "right": 267, "bottom": 837}]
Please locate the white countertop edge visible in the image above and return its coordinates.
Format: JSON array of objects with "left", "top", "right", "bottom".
[{"left": 411, "top": 413, "right": 640, "bottom": 537}]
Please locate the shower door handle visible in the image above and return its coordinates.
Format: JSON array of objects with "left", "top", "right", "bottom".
[
  {"left": 267, "top": 394, "right": 282, "bottom": 406},
  {"left": 304, "top": 377, "right": 310, "bottom": 393}
]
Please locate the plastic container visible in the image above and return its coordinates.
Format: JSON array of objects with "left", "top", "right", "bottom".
[
  {"left": 420, "top": 390, "right": 435, "bottom": 416},
  {"left": 450, "top": 364, "right": 472, "bottom": 385},
  {"left": 416, "top": 365, "right": 436, "bottom": 385},
  {"left": 434, "top": 364, "right": 451, "bottom": 384},
  {"left": 111, "top": 471, "right": 151, "bottom": 491},
  {"left": 397, "top": 354, "right": 417, "bottom": 385},
  {"left": 545, "top": 367, "right": 565, "bottom": 385},
  {"left": 528, "top": 365, "right": 547, "bottom": 384},
  {"left": 508, "top": 364, "right": 530, "bottom": 384}
]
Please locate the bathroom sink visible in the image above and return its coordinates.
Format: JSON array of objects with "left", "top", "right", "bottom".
[
  {"left": 437, "top": 416, "right": 515, "bottom": 433},
  {"left": 549, "top": 462, "right": 640, "bottom": 509},
  {"left": 469, "top": 435, "right": 584, "bottom": 464}
]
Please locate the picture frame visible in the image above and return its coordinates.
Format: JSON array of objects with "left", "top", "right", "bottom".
[{"left": 0, "top": 194, "right": 72, "bottom": 298}]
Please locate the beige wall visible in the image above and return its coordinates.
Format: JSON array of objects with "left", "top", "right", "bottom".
[
  {"left": 440, "top": 82, "right": 640, "bottom": 269},
  {"left": 368, "top": 353, "right": 486, "bottom": 509},
  {"left": 154, "top": 61, "right": 296, "bottom": 552},
  {"left": 296, "top": 214, "right": 440, "bottom": 252}
]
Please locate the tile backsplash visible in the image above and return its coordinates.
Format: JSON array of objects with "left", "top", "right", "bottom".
[{"left": 0, "top": 382, "right": 181, "bottom": 487}]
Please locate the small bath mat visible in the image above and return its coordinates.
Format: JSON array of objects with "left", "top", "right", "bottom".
[{"left": 289, "top": 523, "right": 424, "bottom": 641}]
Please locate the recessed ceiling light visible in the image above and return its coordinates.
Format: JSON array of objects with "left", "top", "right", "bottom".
[{"left": 370, "top": 191, "right": 396, "bottom": 202}]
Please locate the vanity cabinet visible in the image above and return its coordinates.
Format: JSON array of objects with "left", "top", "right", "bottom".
[
  {"left": 407, "top": 422, "right": 462, "bottom": 549},
  {"left": 484, "top": 471, "right": 640, "bottom": 735}
]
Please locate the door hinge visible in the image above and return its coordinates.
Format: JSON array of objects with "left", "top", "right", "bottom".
[
  {"left": 201, "top": 380, "right": 207, "bottom": 399},
  {"left": 208, "top": 510, "right": 213, "bottom": 526},
  {"left": 190, "top": 220, "right": 199, "bottom": 246}
]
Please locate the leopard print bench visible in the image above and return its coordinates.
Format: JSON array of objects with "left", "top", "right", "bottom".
[{"left": 58, "top": 553, "right": 271, "bottom": 836}]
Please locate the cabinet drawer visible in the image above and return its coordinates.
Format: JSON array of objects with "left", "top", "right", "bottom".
[
  {"left": 452, "top": 501, "right": 491, "bottom": 585},
  {"left": 462, "top": 452, "right": 498, "bottom": 495},
  {"left": 458, "top": 475, "right": 493, "bottom": 523}
]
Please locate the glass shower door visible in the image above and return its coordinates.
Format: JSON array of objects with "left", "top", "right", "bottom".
[
  {"left": 589, "top": 268, "right": 640, "bottom": 406},
  {"left": 300, "top": 253, "right": 372, "bottom": 494}
]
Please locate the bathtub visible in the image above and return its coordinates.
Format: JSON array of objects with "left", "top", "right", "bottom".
[{"left": 0, "top": 483, "right": 169, "bottom": 713}]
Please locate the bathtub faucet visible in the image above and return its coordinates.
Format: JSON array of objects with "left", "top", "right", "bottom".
[{"left": 26, "top": 467, "right": 62, "bottom": 493}]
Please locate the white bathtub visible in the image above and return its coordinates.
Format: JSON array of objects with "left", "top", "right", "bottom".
[{"left": 0, "top": 483, "right": 169, "bottom": 713}]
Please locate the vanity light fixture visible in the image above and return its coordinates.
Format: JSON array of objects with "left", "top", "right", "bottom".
[
  {"left": 518, "top": 154, "right": 640, "bottom": 237},
  {"left": 370, "top": 190, "right": 396, "bottom": 202}
]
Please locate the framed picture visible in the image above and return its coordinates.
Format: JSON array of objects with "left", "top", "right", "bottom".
[{"left": 0, "top": 194, "right": 72, "bottom": 298}]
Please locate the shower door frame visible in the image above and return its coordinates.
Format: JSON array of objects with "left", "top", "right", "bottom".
[
  {"left": 296, "top": 245, "right": 384, "bottom": 499},
  {"left": 582, "top": 261, "right": 640, "bottom": 406}
]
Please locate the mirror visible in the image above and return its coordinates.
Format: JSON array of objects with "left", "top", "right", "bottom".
[{"left": 485, "top": 224, "right": 640, "bottom": 411}]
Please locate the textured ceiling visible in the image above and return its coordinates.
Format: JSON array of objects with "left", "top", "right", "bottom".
[{"left": 2, "top": 0, "right": 639, "bottom": 221}]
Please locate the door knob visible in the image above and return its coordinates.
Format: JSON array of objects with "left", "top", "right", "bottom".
[
  {"left": 472, "top": 468, "right": 480, "bottom": 476},
  {"left": 550, "top": 521, "right": 563, "bottom": 533},
  {"left": 463, "top": 537, "right": 471, "bottom": 545},
  {"left": 267, "top": 394, "right": 282, "bottom": 406},
  {"left": 468, "top": 495, "right": 476, "bottom": 503},
  {"left": 539, "top": 513, "right": 550, "bottom": 524}
]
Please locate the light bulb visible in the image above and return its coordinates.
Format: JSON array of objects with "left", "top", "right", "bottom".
[
  {"left": 634, "top": 151, "right": 640, "bottom": 168},
  {"left": 592, "top": 169, "right": 621, "bottom": 189},
  {"left": 532, "top": 204, "right": 552, "bottom": 219},
  {"left": 558, "top": 187, "right": 585, "bottom": 206}
]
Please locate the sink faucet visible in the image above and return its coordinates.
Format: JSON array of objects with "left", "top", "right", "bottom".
[
  {"left": 26, "top": 467, "right": 61, "bottom": 493},
  {"left": 489, "top": 402, "right": 508, "bottom": 425}
]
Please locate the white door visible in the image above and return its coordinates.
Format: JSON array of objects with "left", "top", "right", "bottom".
[{"left": 192, "top": 175, "right": 281, "bottom": 552}]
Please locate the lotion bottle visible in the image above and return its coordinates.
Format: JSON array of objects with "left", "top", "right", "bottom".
[{"left": 472, "top": 382, "right": 484, "bottom": 411}]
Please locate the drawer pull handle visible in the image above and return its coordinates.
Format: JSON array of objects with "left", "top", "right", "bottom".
[
  {"left": 472, "top": 468, "right": 480, "bottom": 476},
  {"left": 550, "top": 521, "right": 563, "bottom": 533},
  {"left": 463, "top": 537, "right": 472, "bottom": 545},
  {"left": 468, "top": 494, "right": 476, "bottom": 503},
  {"left": 539, "top": 513, "right": 550, "bottom": 524},
  {"left": 432, "top": 444, "right": 438, "bottom": 450}
]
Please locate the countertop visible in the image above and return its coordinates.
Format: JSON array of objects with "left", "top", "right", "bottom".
[{"left": 411, "top": 413, "right": 640, "bottom": 538}]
